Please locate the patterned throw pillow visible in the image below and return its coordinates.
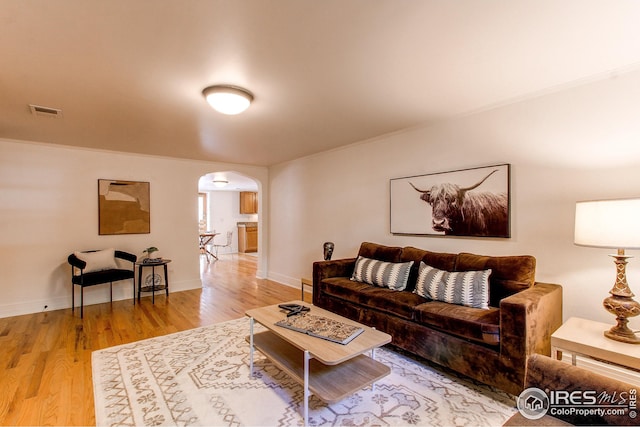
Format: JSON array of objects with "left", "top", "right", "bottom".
[
  {"left": 414, "top": 262, "right": 491, "bottom": 309},
  {"left": 351, "top": 256, "right": 414, "bottom": 291}
]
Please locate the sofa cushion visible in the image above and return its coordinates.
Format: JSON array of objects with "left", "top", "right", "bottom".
[
  {"left": 320, "top": 277, "right": 426, "bottom": 320},
  {"left": 456, "top": 252, "right": 536, "bottom": 307},
  {"left": 357, "top": 242, "right": 403, "bottom": 262},
  {"left": 414, "top": 301, "right": 501, "bottom": 345},
  {"left": 321, "top": 277, "right": 372, "bottom": 301},
  {"left": 351, "top": 256, "right": 414, "bottom": 290},
  {"left": 400, "top": 246, "right": 457, "bottom": 292},
  {"left": 414, "top": 262, "right": 491, "bottom": 309}
]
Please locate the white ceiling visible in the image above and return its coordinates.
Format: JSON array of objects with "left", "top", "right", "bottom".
[
  {"left": 2, "top": 1, "right": 640, "bottom": 167},
  {"left": 198, "top": 171, "right": 258, "bottom": 192}
]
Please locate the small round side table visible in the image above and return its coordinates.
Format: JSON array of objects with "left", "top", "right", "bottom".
[{"left": 136, "top": 259, "right": 171, "bottom": 304}]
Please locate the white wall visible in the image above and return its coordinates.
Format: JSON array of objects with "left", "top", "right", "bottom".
[
  {"left": 206, "top": 190, "right": 258, "bottom": 253},
  {"left": 0, "top": 139, "right": 268, "bottom": 318},
  {"left": 268, "top": 68, "right": 640, "bottom": 330}
]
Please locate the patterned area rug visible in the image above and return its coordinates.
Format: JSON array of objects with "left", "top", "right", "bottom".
[{"left": 92, "top": 318, "right": 517, "bottom": 426}]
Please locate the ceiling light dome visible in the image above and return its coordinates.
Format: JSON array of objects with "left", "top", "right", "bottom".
[
  {"left": 202, "top": 85, "right": 253, "bottom": 115},
  {"left": 212, "top": 179, "right": 228, "bottom": 188}
]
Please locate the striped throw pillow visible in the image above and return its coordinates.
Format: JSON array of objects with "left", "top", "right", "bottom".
[
  {"left": 414, "top": 262, "right": 491, "bottom": 309},
  {"left": 351, "top": 256, "right": 414, "bottom": 291}
]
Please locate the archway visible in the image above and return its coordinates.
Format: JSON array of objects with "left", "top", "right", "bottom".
[{"left": 197, "top": 171, "right": 261, "bottom": 269}]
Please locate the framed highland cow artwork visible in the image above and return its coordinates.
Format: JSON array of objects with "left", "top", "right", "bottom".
[{"left": 390, "top": 164, "right": 510, "bottom": 238}]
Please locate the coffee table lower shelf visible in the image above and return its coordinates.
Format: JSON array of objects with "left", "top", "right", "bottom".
[{"left": 247, "top": 330, "right": 390, "bottom": 404}]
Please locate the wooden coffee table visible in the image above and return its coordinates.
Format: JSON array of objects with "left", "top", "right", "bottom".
[{"left": 246, "top": 301, "right": 391, "bottom": 425}]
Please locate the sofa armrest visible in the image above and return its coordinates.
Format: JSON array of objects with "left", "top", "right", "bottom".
[
  {"left": 499, "top": 282, "right": 563, "bottom": 361},
  {"left": 506, "top": 354, "right": 638, "bottom": 426},
  {"left": 527, "top": 354, "right": 637, "bottom": 425},
  {"left": 312, "top": 258, "right": 357, "bottom": 303}
]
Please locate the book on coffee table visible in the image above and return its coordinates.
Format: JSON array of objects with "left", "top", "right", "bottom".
[{"left": 275, "top": 314, "right": 364, "bottom": 345}]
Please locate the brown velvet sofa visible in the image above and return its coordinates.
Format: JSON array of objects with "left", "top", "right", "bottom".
[
  {"left": 505, "top": 354, "right": 637, "bottom": 426},
  {"left": 312, "top": 242, "right": 563, "bottom": 395}
]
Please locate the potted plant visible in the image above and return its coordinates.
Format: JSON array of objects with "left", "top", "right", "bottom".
[{"left": 142, "top": 246, "right": 160, "bottom": 263}]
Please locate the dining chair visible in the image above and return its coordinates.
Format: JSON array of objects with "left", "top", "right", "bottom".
[{"left": 213, "top": 231, "right": 233, "bottom": 258}]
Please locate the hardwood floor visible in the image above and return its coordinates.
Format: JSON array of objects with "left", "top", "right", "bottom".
[{"left": 0, "top": 254, "right": 302, "bottom": 426}]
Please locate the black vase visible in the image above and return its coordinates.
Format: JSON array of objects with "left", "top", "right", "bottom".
[{"left": 323, "top": 242, "right": 334, "bottom": 261}]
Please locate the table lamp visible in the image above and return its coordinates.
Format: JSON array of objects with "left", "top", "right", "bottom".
[{"left": 575, "top": 198, "right": 640, "bottom": 344}]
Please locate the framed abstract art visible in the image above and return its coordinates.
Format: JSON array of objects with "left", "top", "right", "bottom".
[{"left": 98, "top": 179, "right": 150, "bottom": 235}]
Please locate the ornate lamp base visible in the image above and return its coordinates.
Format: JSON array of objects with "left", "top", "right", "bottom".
[
  {"left": 603, "top": 251, "right": 640, "bottom": 344},
  {"left": 603, "top": 308, "right": 640, "bottom": 344},
  {"left": 604, "top": 328, "right": 640, "bottom": 344}
]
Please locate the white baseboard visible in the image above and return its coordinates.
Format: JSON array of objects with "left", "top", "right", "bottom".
[
  {"left": 0, "top": 278, "right": 203, "bottom": 319},
  {"left": 0, "top": 295, "right": 71, "bottom": 319},
  {"left": 267, "top": 271, "right": 302, "bottom": 290}
]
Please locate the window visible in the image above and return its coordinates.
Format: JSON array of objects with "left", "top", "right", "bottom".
[{"left": 198, "top": 192, "right": 208, "bottom": 232}]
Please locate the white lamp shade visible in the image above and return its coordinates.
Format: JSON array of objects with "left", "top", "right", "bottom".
[
  {"left": 575, "top": 198, "right": 640, "bottom": 249},
  {"left": 203, "top": 85, "right": 253, "bottom": 115}
]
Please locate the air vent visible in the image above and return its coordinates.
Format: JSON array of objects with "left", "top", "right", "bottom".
[{"left": 29, "top": 104, "right": 63, "bottom": 118}]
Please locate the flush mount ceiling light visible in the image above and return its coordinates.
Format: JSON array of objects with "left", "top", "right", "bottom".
[
  {"left": 202, "top": 85, "right": 253, "bottom": 115},
  {"left": 212, "top": 179, "right": 229, "bottom": 188}
]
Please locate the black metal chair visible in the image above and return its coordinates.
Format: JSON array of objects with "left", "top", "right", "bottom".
[{"left": 68, "top": 250, "right": 137, "bottom": 318}]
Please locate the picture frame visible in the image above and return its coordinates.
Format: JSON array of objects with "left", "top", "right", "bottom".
[
  {"left": 390, "top": 164, "right": 510, "bottom": 238},
  {"left": 98, "top": 179, "right": 150, "bottom": 235}
]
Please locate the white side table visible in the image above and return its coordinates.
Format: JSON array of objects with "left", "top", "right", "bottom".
[{"left": 551, "top": 317, "right": 640, "bottom": 385}]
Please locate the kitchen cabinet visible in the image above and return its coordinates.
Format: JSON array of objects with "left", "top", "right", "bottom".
[
  {"left": 238, "top": 223, "right": 258, "bottom": 253},
  {"left": 246, "top": 226, "right": 258, "bottom": 252},
  {"left": 240, "top": 192, "right": 258, "bottom": 214}
]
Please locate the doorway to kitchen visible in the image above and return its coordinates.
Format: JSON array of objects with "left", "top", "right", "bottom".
[{"left": 197, "top": 171, "right": 260, "bottom": 269}]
